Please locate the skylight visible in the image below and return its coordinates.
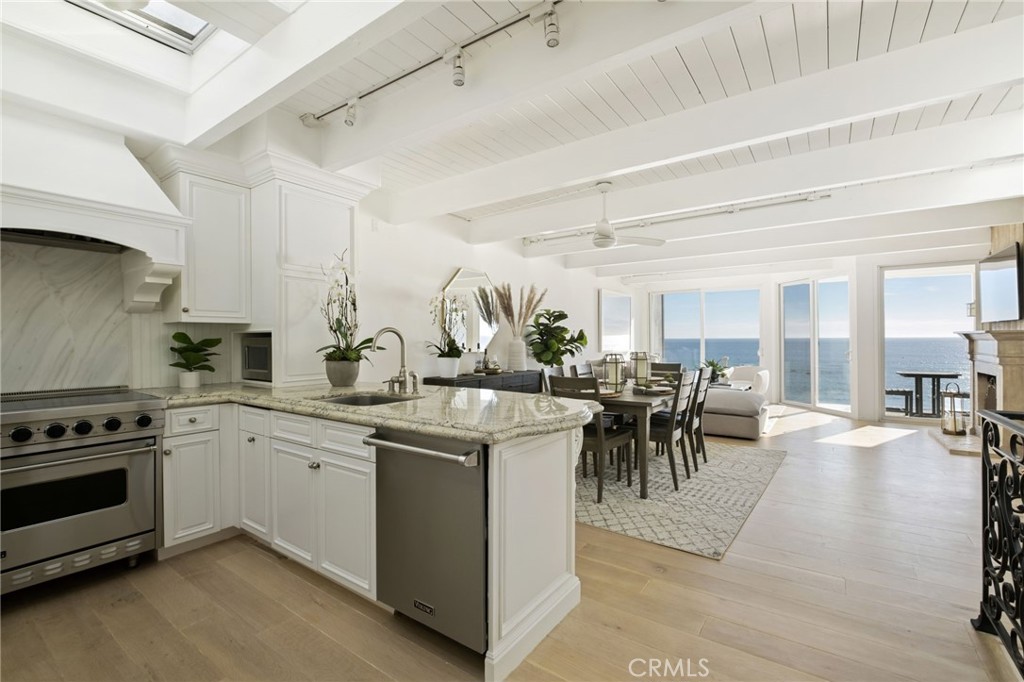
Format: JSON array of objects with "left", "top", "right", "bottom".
[{"left": 66, "top": 0, "right": 214, "bottom": 54}]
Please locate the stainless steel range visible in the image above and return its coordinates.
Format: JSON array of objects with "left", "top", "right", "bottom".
[{"left": 1, "top": 386, "right": 166, "bottom": 594}]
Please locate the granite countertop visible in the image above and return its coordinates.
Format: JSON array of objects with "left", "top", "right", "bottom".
[{"left": 142, "top": 382, "right": 599, "bottom": 444}]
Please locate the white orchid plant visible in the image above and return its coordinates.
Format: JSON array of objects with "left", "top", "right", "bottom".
[
  {"left": 428, "top": 293, "right": 467, "bottom": 358},
  {"left": 316, "top": 252, "right": 376, "bottom": 362}
]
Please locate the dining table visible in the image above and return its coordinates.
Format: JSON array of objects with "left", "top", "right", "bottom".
[
  {"left": 598, "top": 386, "right": 672, "bottom": 500},
  {"left": 896, "top": 370, "right": 961, "bottom": 417}
]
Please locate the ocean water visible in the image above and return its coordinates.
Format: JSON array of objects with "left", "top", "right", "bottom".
[{"left": 663, "top": 337, "right": 970, "bottom": 408}]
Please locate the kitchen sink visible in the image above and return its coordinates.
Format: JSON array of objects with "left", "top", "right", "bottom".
[{"left": 320, "top": 393, "right": 420, "bottom": 407}]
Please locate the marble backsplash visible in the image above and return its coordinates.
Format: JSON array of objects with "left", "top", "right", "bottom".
[{"left": 1, "top": 242, "right": 235, "bottom": 392}]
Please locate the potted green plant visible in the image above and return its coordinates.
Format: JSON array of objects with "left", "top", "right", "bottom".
[
  {"left": 526, "top": 309, "right": 587, "bottom": 367},
  {"left": 169, "top": 332, "right": 221, "bottom": 388},
  {"left": 703, "top": 356, "right": 731, "bottom": 384},
  {"left": 428, "top": 293, "right": 466, "bottom": 378},
  {"left": 317, "top": 253, "right": 376, "bottom": 387}
]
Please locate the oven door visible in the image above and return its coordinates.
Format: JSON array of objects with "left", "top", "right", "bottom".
[{"left": 0, "top": 437, "right": 157, "bottom": 572}]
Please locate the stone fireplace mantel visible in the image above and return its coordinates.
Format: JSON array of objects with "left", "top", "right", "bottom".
[{"left": 958, "top": 330, "right": 1024, "bottom": 432}]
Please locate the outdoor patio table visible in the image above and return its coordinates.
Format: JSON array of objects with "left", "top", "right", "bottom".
[{"left": 896, "top": 370, "right": 961, "bottom": 417}]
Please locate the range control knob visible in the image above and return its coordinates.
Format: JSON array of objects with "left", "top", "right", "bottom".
[
  {"left": 45, "top": 423, "right": 67, "bottom": 439},
  {"left": 73, "top": 420, "right": 94, "bottom": 435},
  {"left": 9, "top": 426, "right": 33, "bottom": 443},
  {"left": 102, "top": 417, "right": 122, "bottom": 432},
  {"left": 135, "top": 414, "right": 153, "bottom": 428}
]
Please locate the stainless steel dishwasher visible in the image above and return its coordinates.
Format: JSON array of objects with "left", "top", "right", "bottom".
[{"left": 365, "top": 429, "right": 487, "bottom": 653}]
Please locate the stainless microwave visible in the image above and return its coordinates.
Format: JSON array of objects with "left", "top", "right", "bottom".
[{"left": 241, "top": 333, "right": 272, "bottom": 382}]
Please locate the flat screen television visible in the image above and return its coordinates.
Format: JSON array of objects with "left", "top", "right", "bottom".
[{"left": 979, "top": 242, "right": 1024, "bottom": 323}]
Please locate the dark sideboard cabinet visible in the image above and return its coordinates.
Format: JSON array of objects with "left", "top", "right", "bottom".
[{"left": 423, "top": 370, "right": 542, "bottom": 394}]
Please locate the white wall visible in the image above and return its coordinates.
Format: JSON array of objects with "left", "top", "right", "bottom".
[{"left": 353, "top": 213, "right": 630, "bottom": 384}]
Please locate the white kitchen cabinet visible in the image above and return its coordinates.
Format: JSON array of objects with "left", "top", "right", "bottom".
[
  {"left": 160, "top": 173, "right": 250, "bottom": 323},
  {"left": 317, "top": 451, "right": 375, "bottom": 597},
  {"left": 270, "top": 439, "right": 317, "bottom": 569},
  {"left": 269, "top": 417, "right": 375, "bottom": 598},
  {"left": 239, "top": 430, "right": 271, "bottom": 541},
  {"left": 163, "top": 430, "right": 220, "bottom": 546}
]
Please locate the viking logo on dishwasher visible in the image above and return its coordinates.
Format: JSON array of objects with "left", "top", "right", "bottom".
[{"left": 413, "top": 599, "right": 435, "bottom": 617}]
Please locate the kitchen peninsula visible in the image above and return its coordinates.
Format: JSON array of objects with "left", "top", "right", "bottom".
[{"left": 145, "top": 382, "right": 596, "bottom": 682}]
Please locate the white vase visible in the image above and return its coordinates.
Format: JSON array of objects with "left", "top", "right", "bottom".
[
  {"left": 507, "top": 337, "right": 527, "bottom": 371},
  {"left": 487, "top": 323, "right": 512, "bottom": 367},
  {"left": 436, "top": 357, "right": 459, "bottom": 378},
  {"left": 178, "top": 372, "right": 201, "bottom": 389}
]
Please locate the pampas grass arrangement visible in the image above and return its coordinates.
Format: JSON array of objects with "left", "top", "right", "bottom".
[
  {"left": 494, "top": 283, "right": 547, "bottom": 337},
  {"left": 474, "top": 286, "right": 499, "bottom": 330}
]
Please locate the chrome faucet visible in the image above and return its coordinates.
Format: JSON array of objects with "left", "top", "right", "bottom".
[{"left": 372, "top": 327, "right": 418, "bottom": 394}]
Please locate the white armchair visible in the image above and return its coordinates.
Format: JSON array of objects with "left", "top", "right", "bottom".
[{"left": 729, "top": 365, "right": 770, "bottom": 395}]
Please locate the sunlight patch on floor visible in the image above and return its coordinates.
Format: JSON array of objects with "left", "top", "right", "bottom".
[
  {"left": 815, "top": 425, "right": 917, "bottom": 448},
  {"left": 766, "top": 406, "right": 838, "bottom": 435}
]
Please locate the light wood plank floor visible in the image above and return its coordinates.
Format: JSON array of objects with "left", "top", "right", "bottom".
[{"left": 2, "top": 407, "right": 1017, "bottom": 681}]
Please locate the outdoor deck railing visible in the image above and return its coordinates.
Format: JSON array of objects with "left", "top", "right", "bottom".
[{"left": 973, "top": 409, "right": 1024, "bottom": 677}]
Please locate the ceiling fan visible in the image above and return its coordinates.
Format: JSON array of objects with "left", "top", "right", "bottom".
[{"left": 591, "top": 182, "right": 666, "bottom": 249}]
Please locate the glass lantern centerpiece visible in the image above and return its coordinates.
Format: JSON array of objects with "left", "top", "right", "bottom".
[
  {"left": 604, "top": 353, "right": 626, "bottom": 392},
  {"left": 630, "top": 351, "right": 650, "bottom": 385},
  {"left": 940, "top": 382, "right": 969, "bottom": 436}
]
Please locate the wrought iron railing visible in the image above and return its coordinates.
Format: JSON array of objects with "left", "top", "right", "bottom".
[{"left": 973, "top": 409, "right": 1024, "bottom": 677}]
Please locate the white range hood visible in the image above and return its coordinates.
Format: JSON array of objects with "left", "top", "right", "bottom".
[{"left": 0, "top": 105, "right": 188, "bottom": 312}]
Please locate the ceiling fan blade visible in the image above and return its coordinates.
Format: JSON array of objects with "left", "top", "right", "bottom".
[{"left": 617, "top": 236, "right": 666, "bottom": 247}]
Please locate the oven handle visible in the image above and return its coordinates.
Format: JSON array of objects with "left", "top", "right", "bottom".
[{"left": 3, "top": 446, "right": 156, "bottom": 473}]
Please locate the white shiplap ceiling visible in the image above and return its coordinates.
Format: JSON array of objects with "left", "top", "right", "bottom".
[{"left": 351, "top": 0, "right": 1022, "bottom": 194}]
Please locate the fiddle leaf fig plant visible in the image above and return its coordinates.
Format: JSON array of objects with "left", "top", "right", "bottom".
[
  {"left": 169, "top": 332, "right": 221, "bottom": 372},
  {"left": 526, "top": 309, "right": 587, "bottom": 367}
]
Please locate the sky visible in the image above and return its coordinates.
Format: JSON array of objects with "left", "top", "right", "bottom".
[
  {"left": 663, "top": 289, "right": 759, "bottom": 339},
  {"left": 884, "top": 274, "right": 974, "bottom": 338}
]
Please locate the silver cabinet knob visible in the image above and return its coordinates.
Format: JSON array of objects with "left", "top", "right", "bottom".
[
  {"left": 247, "top": 436, "right": 256, "bottom": 443},
  {"left": 308, "top": 461, "right": 321, "bottom": 470},
  {"left": 163, "top": 449, "right": 172, "bottom": 456},
  {"left": 188, "top": 417, "right": 197, "bottom": 423},
  {"left": 182, "top": 307, "right": 190, "bottom": 313}
]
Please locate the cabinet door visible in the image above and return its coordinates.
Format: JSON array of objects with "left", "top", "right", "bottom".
[
  {"left": 270, "top": 440, "right": 316, "bottom": 568},
  {"left": 163, "top": 432, "right": 220, "bottom": 546},
  {"left": 317, "top": 452, "right": 375, "bottom": 598},
  {"left": 166, "top": 174, "right": 250, "bottom": 323},
  {"left": 239, "top": 431, "right": 270, "bottom": 541}
]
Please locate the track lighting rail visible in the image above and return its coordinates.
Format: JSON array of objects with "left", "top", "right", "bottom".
[{"left": 302, "top": 0, "right": 563, "bottom": 126}]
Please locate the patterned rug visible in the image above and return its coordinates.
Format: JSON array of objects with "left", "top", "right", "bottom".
[{"left": 575, "top": 441, "right": 786, "bottom": 560}]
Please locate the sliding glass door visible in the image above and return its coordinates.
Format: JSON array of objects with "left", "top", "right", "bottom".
[
  {"left": 781, "top": 278, "right": 850, "bottom": 411},
  {"left": 782, "top": 283, "right": 812, "bottom": 404},
  {"left": 659, "top": 289, "right": 760, "bottom": 370}
]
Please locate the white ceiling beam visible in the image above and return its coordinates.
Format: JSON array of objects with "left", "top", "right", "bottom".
[
  {"left": 184, "top": 1, "right": 440, "bottom": 148},
  {"left": 321, "top": 1, "right": 779, "bottom": 172},
  {"left": 532, "top": 164, "right": 1023, "bottom": 262},
  {"left": 167, "top": 1, "right": 289, "bottom": 44},
  {"left": 594, "top": 213, "right": 1001, "bottom": 279},
  {"left": 0, "top": 26, "right": 185, "bottom": 142},
  {"left": 479, "top": 111, "right": 1024, "bottom": 245},
  {"left": 382, "top": 17, "right": 1023, "bottom": 224}
]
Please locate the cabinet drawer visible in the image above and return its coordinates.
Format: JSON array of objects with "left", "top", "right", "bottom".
[
  {"left": 239, "top": 406, "right": 269, "bottom": 436},
  {"left": 271, "top": 412, "right": 315, "bottom": 445},
  {"left": 166, "top": 406, "right": 219, "bottom": 436},
  {"left": 317, "top": 421, "right": 374, "bottom": 461}
]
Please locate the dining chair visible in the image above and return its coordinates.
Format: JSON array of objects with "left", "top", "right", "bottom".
[
  {"left": 570, "top": 363, "right": 595, "bottom": 379},
  {"left": 648, "top": 370, "right": 697, "bottom": 488},
  {"left": 684, "top": 368, "right": 713, "bottom": 472},
  {"left": 541, "top": 366, "right": 564, "bottom": 394},
  {"left": 550, "top": 376, "right": 634, "bottom": 503},
  {"left": 650, "top": 362, "right": 683, "bottom": 379}
]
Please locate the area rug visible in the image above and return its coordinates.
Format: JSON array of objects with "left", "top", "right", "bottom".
[{"left": 575, "top": 441, "right": 786, "bottom": 560}]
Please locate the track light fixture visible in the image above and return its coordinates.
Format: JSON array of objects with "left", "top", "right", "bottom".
[
  {"left": 344, "top": 99, "right": 358, "bottom": 127},
  {"left": 450, "top": 49, "right": 465, "bottom": 87},
  {"left": 544, "top": 10, "right": 559, "bottom": 47}
]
